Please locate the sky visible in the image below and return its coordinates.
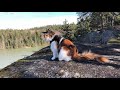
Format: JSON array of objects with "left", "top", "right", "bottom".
[{"left": 0, "top": 12, "right": 78, "bottom": 29}]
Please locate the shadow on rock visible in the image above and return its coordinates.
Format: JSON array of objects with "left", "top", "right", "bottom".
[
  {"left": 21, "top": 44, "right": 120, "bottom": 69},
  {"left": 74, "top": 59, "right": 120, "bottom": 69}
]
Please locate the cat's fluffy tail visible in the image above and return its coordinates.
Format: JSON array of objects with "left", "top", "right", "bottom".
[{"left": 74, "top": 51, "right": 110, "bottom": 63}]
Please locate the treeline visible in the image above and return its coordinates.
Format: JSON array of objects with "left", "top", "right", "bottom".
[
  {"left": 76, "top": 12, "right": 120, "bottom": 37},
  {"left": 30, "top": 24, "right": 63, "bottom": 31},
  {"left": 0, "top": 30, "right": 44, "bottom": 49},
  {"left": 0, "top": 12, "right": 120, "bottom": 49},
  {"left": 28, "top": 22, "right": 77, "bottom": 41},
  {"left": 0, "top": 23, "right": 77, "bottom": 49}
]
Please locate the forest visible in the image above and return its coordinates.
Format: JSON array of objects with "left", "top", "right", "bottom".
[{"left": 0, "top": 12, "right": 120, "bottom": 49}]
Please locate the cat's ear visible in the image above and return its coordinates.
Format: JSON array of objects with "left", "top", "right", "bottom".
[
  {"left": 41, "top": 29, "right": 49, "bottom": 34},
  {"left": 47, "top": 29, "right": 55, "bottom": 35},
  {"left": 41, "top": 31, "right": 47, "bottom": 34},
  {"left": 47, "top": 29, "right": 52, "bottom": 32},
  {"left": 42, "top": 29, "right": 54, "bottom": 34},
  {"left": 47, "top": 29, "right": 50, "bottom": 31}
]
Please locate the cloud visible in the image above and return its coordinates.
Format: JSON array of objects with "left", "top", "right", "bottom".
[
  {"left": 0, "top": 15, "right": 77, "bottom": 29},
  {"left": 0, "top": 12, "right": 16, "bottom": 15}
]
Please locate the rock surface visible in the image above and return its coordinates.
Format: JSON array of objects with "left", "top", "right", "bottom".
[
  {"left": 81, "top": 29, "right": 120, "bottom": 44},
  {"left": 0, "top": 43, "right": 120, "bottom": 78}
]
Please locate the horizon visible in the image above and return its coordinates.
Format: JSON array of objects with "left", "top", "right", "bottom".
[{"left": 0, "top": 12, "right": 78, "bottom": 30}]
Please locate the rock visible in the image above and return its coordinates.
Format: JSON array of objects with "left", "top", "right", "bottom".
[
  {"left": 107, "top": 66, "right": 115, "bottom": 69},
  {"left": 101, "top": 30, "right": 115, "bottom": 44},
  {"left": 62, "top": 71, "right": 70, "bottom": 78},
  {"left": 59, "top": 69, "right": 65, "bottom": 74},
  {"left": 74, "top": 73, "right": 80, "bottom": 78},
  {"left": 113, "top": 48, "right": 120, "bottom": 52},
  {"left": 57, "top": 70, "right": 70, "bottom": 78},
  {"left": 0, "top": 43, "right": 120, "bottom": 78},
  {"left": 81, "top": 29, "right": 116, "bottom": 44}
]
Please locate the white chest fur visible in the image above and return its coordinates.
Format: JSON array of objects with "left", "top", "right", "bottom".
[{"left": 50, "top": 41, "right": 58, "bottom": 60}]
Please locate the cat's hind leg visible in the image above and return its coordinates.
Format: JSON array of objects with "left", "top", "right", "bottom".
[{"left": 58, "top": 46, "right": 72, "bottom": 61}]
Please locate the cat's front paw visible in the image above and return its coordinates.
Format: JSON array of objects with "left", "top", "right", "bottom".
[{"left": 51, "top": 57, "right": 56, "bottom": 60}]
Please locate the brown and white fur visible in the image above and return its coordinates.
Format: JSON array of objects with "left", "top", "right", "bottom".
[{"left": 42, "top": 29, "right": 110, "bottom": 63}]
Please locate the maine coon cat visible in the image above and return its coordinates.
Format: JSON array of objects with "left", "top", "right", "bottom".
[{"left": 42, "top": 29, "right": 110, "bottom": 63}]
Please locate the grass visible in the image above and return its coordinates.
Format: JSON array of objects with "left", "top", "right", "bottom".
[
  {"left": 108, "top": 38, "right": 120, "bottom": 44},
  {"left": 17, "top": 59, "right": 31, "bottom": 62}
]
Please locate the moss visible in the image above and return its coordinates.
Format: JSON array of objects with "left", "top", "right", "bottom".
[
  {"left": 17, "top": 59, "right": 31, "bottom": 63},
  {"left": 108, "top": 38, "right": 120, "bottom": 44}
]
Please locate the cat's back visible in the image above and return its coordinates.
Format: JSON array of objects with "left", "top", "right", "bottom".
[{"left": 61, "top": 39, "right": 74, "bottom": 46}]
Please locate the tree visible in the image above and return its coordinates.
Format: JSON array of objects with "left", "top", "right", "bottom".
[
  {"left": 61, "top": 19, "right": 76, "bottom": 41},
  {"left": 76, "top": 12, "right": 120, "bottom": 32}
]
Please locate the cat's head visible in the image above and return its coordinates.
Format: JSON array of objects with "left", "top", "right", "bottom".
[{"left": 42, "top": 29, "right": 55, "bottom": 42}]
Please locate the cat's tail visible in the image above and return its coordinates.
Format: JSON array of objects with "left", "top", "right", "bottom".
[
  {"left": 73, "top": 50, "right": 110, "bottom": 63},
  {"left": 69, "top": 45, "right": 111, "bottom": 63}
]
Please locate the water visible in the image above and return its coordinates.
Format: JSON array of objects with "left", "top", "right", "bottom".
[{"left": 0, "top": 45, "right": 48, "bottom": 69}]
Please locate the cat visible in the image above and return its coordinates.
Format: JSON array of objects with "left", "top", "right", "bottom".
[
  {"left": 42, "top": 29, "right": 110, "bottom": 63},
  {"left": 42, "top": 29, "right": 59, "bottom": 60}
]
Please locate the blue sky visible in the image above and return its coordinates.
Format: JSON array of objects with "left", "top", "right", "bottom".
[{"left": 0, "top": 12, "right": 78, "bottom": 29}]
